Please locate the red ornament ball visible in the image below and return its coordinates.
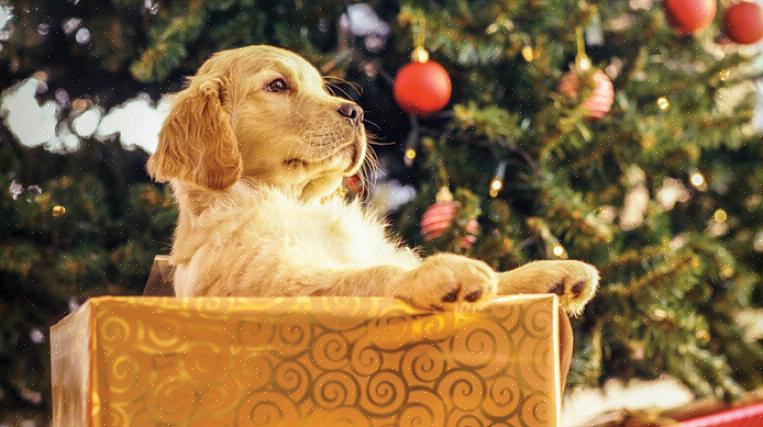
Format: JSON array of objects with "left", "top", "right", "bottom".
[
  {"left": 664, "top": 0, "right": 717, "bottom": 34},
  {"left": 558, "top": 69, "right": 615, "bottom": 120},
  {"left": 420, "top": 200, "right": 479, "bottom": 249},
  {"left": 724, "top": 2, "right": 763, "bottom": 44},
  {"left": 393, "top": 60, "right": 452, "bottom": 116}
]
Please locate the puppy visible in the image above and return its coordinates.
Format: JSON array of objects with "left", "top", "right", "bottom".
[{"left": 148, "top": 45, "right": 599, "bottom": 314}]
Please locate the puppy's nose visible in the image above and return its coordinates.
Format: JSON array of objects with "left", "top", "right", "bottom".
[{"left": 338, "top": 103, "right": 363, "bottom": 126}]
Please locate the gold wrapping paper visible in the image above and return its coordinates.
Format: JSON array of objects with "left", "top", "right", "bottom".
[{"left": 51, "top": 295, "right": 571, "bottom": 426}]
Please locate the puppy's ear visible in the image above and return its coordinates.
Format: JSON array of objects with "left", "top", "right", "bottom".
[{"left": 147, "top": 75, "right": 242, "bottom": 190}]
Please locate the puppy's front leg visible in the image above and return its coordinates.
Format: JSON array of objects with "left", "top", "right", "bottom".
[
  {"left": 497, "top": 260, "right": 599, "bottom": 315},
  {"left": 298, "top": 254, "right": 498, "bottom": 311}
]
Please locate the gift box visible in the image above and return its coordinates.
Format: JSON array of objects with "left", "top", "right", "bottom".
[
  {"left": 51, "top": 294, "right": 573, "bottom": 426},
  {"left": 680, "top": 401, "right": 763, "bottom": 427},
  {"left": 579, "top": 391, "right": 763, "bottom": 426}
]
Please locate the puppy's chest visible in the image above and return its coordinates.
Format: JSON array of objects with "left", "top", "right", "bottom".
[
  {"left": 310, "top": 214, "right": 352, "bottom": 244},
  {"left": 297, "top": 208, "right": 365, "bottom": 245},
  {"left": 270, "top": 200, "right": 388, "bottom": 262}
]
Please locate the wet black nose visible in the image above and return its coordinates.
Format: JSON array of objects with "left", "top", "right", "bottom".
[{"left": 338, "top": 103, "right": 363, "bottom": 126}]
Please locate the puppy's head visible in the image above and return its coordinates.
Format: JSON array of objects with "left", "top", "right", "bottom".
[{"left": 148, "top": 45, "right": 366, "bottom": 199}]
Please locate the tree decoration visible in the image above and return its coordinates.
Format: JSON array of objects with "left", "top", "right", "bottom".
[
  {"left": 393, "top": 16, "right": 452, "bottom": 116},
  {"left": 420, "top": 187, "right": 478, "bottom": 248},
  {"left": 559, "top": 28, "right": 615, "bottom": 120},
  {"left": 664, "top": 0, "right": 717, "bottom": 34},
  {"left": 521, "top": 45, "right": 535, "bottom": 62},
  {"left": 724, "top": 1, "right": 763, "bottom": 45},
  {"left": 527, "top": 217, "right": 569, "bottom": 259},
  {"left": 689, "top": 170, "right": 708, "bottom": 191},
  {"left": 488, "top": 160, "right": 507, "bottom": 198},
  {"left": 403, "top": 125, "right": 419, "bottom": 167},
  {"left": 657, "top": 96, "right": 671, "bottom": 112}
]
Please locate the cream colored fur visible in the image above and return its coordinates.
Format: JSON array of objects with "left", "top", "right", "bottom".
[{"left": 149, "top": 45, "right": 599, "bottom": 314}]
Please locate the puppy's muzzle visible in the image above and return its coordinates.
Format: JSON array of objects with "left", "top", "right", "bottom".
[{"left": 338, "top": 102, "right": 364, "bottom": 127}]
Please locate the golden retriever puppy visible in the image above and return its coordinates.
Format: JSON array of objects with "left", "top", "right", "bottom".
[{"left": 148, "top": 45, "right": 598, "bottom": 314}]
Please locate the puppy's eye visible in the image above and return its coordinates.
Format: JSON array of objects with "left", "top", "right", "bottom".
[{"left": 265, "top": 78, "right": 289, "bottom": 93}]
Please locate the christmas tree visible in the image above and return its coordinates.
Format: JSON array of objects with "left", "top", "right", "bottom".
[{"left": 1, "top": 0, "right": 762, "bottom": 418}]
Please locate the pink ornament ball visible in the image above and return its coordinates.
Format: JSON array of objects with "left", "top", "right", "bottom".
[
  {"left": 421, "top": 201, "right": 479, "bottom": 249},
  {"left": 559, "top": 70, "right": 615, "bottom": 120}
]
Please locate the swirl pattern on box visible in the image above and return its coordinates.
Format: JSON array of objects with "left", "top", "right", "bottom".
[{"left": 51, "top": 295, "right": 564, "bottom": 426}]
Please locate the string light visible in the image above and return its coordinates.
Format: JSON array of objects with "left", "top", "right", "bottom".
[
  {"left": 552, "top": 244, "right": 566, "bottom": 258},
  {"left": 403, "top": 131, "right": 418, "bottom": 167},
  {"left": 690, "top": 172, "right": 704, "bottom": 187},
  {"left": 521, "top": 45, "right": 534, "bottom": 62},
  {"left": 689, "top": 171, "right": 707, "bottom": 190},
  {"left": 488, "top": 160, "right": 507, "bottom": 198},
  {"left": 713, "top": 209, "right": 728, "bottom": 223},
  {"left": 52, "top": 205, "right": 66, "bottom": 217},
  {"left": 489, "top": 179, "right": 503, "bottom": 198},
  {"left": 657, "top": 96, "right": 670, "bottom": 111}
]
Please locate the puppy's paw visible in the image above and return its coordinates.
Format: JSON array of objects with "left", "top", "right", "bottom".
[
  {"left": 544, "top": 261, "right": 599, "bottom": 316},
  {"left": 498, "top": 260, "right": 599, "bottom": 316},
  {"left": 397, "top": 253, "right": 497, "bottom": 311}
]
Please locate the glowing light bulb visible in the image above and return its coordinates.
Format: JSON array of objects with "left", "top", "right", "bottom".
[
  {"left": 521, "top": 45, "right": 534, "bottom": 62},
  {"left": 489, "top": 160, "right": 508, "bottom": 198},
  {"left": 552, "top": 244, "right": 566, "bottom": 257},
  {"left": 488, "top": 178, "right": 503, "bottom": 198},
  {"left": 713, "top": 209, "right": 728, "bottom": 223},
  {"left": 52, "top": 205, "right": 66, "bottom": 217},
  {"left": 690, "top": 171, "right": 706, "bottom": 189},
  {"left": 405, "top": 148, "right": 417, "bottom": 160},
  {"left": 657, "top": 97, "right": 670, "bottom": 111}
]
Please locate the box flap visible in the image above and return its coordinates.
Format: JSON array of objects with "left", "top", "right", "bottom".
[
  {"left": 50, "top": 301, "right": 93, "bottom": 427},
  {"left": 143, "top": 255, "right": 174, "bottom": 296}
]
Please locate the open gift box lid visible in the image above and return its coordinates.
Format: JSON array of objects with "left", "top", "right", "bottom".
[{"left": 143, "top": 255, "right": 174, "bottom": 296}]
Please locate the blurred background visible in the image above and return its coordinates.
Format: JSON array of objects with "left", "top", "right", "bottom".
[{"left": 1, "top": 0, "right": 762, "bottom": 425}]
